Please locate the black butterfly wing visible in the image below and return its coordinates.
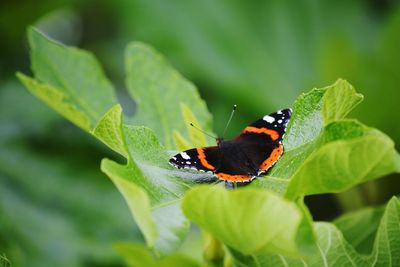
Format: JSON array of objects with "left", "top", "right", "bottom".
[
  {"left": 235, "top": 141, "right": 284, "bottom": 175},
  {"left": 233, "top": 108, "right": 292, "bottom": 175},
  {"left": 169, "top": 146, "right": 220, "bottom": 173},
  {"left": 235, "top": 108, "right": 292, "bottom": 143},
  {"left": 169, "top": 145, "right": 260, "bottom": 182}
]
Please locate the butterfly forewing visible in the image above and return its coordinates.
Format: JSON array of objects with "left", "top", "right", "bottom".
[
  {"left": 169, "top": 147, "right": 220, "bottom": 173},
  {"left": 233, "top": 108, "right": 291, "bottom": 175},
  {"left": 235, "top": 108, "right": 292, "bottom": 143}
]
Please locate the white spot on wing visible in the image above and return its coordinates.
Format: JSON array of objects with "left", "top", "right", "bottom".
[
  {"left": 180, "top": 152, "right": 190, "bottom": 160},
  {"left": 277, "top": 110, "right": 282, "bottom": 114},
  {"left": 186, "top": 161, "right": 191, "bottom": 164},
  {"left": 278, "top": 119, "right": 283, "bottom": 123},
  {"left": 263, "top": 115, "right": 275, "bottom": 123}
]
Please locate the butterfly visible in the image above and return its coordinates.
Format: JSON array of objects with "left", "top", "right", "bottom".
[{"left": 169, "top": 108, "right": 292, "bottom": 183}]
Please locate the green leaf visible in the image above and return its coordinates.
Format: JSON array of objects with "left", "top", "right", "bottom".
[
  {"left": 229, "top": 223, "right": 367, "bottom": 267},
  {"left": 0, "top": 126, "right": 139, "bottom": 267},
  {"left": 16, "top": 73, "right": 92, "bottom": 132},
  {"left": 173, "top": 130, "right": 192, "bottom": 151},
  {"left": 252, "top": 79, "right": 400, "bottom": 199},
  {"left": 125, "top": 42, "right": 212, "bottom": 149},
  {"left": 117, "top": 1, "right": 400, "bottom": 145},
  {"left": 229, "top": 197, "right": 400, "bottom": 267},
  {"left": 17, "top": 26, "right": 400, "bottom": 265},
  {"left": 283, "top": 79, "right": 362, "bottom": 151},
  {"left": 101, "top": 163, "right": 157, "bottom": 248},
  {"left": 179, "top": 102, "right": 209, "bottom": 147},
  {"left": 285, "top": 121, "right": 400, "bottom": 198},
  {"left": 334, "top": 205, "right": 384, "bottom": 254},
  {"left": 368, "top": 196, "right": 400, "bottom": 266},
  {"left": 93, "top": 104, "right": 128, "bottom": 157},
  {"left": 18, "top": 28, "right": 117, "bottom": 130},
  {"left": 0, "top": 80, "right": 140, "bottom": 267},
  {"left": 115, "top": 242, "right": 158, "bottom": 267},
  {"left": 309, "top": 223, "right": 368, "bottom": 266},
  {"left": 17, "top": 28, "right": 213, "bottom": 256},
  {"left": 321, "top": 80, "right": 363, "bottom": 124},
  {"left": 115, "top": 242, "right": 201, "bottom": 267},
  {"left": 182, "top": 185, "right": 316, "bottom": 257},
  {"left": 99, "top": 118, "right": 193, "bottom": 255},
  {"left": 262, "top": 79, "right": 363, "bottom": 181},
  {"left": 95, "top": 106, "right": 201, "bottom": 255}
]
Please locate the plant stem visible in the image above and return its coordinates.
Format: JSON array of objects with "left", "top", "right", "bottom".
[{"left": 203, "top": 231, "right": 225, "bottom": 267}]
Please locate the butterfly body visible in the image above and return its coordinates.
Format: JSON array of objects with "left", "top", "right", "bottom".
[{"left": 169, "top": 108, "right": 292, "bottom": 182}]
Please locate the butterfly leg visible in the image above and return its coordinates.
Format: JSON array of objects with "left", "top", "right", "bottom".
[{"left": 224, "top": 181, "right": 233, "bottom": 189}]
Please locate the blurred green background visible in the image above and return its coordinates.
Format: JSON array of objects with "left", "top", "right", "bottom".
[{"left": 1, "top": 0, "right": 400, "bottom": 266}]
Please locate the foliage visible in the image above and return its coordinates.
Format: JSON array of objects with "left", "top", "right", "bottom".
[
  {"left": 16, "top": 27, "right": 400, "bottom": 266},
  {"left": 111, "top": 0, "right": 400, "bottom": 148},
  {"left": 18, "top": 27, "right": 212, "bottom": 257},
  {"left": 0, "top": 255, "right": 11, "bottom": 267},
  {"left": 0, "top": 79, "right": 139, "bottom": 267},
  {"left": 115, "top": 242, "right": 201, "bottom": 267}
]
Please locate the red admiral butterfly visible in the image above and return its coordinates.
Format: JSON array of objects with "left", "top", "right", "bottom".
[{"left": 169, "top": 108, "right": 292, "bottom": 182}]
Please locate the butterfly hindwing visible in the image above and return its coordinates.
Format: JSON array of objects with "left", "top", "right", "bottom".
[
  {"left": 213, "top": 141, "right": 258, "bottom": 182},
  {"left": 236, "top": 141, "right": 284, "bottom": 175}
]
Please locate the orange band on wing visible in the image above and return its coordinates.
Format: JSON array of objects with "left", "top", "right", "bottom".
[
  {"left": 197, "top": 148, "right": 216, "bottom": 171},
  {"left": 215, "top": 173, "right": 253, "bottom": 182},
  {"left": 259, "top": 143, "right": 283, "bottom": 171},
  {"left": 243, "top": 126, "right": 279, "bottom": 141}
]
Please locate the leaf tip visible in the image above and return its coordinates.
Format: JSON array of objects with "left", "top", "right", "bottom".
[
  {"left": 26, "top": 25, "right": 46, "bottom": 45},
  {"left": 125, "top": 41, "right": 156, "bottom": 58},
  {"left": 15, "top": 71, "right": 25, "bottom": 80}
]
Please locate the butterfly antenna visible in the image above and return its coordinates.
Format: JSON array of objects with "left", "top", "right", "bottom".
[
  {"left": 189, "top": 123, "right": 217, "bottom": 139},
  {"left": 222, "top": 104, "right": 237, "bottom": 138}
]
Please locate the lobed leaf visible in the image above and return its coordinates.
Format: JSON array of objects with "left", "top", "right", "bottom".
[
  {"left": 125, "top": 42, "right": 213, "bottom": 149},
  {"left": 228, "top": 197, "right": 400, "bottom": 266},
  {"left": 17, "top": 27, "right": 400, "bottom": 264},
  {"left": 17, "top": 28, "right": 212, "bottom": 256},
  {"left": 253, "top": 79, "right": 400, "bottom": 199},
  {"left": 22, "top": 27, "right": 117, "bottom": 129},
  {"left": 271, "top": 79, "right": 363, "bottom": 176},
  {"left": 17, "top": 73, "right": 92, "bottom": 132},
  {"left": 285, "top": 121, "right": 400, "bottom": 199},
  {"left": 98, "top": 107, "right": 193, "bottom": 255}
]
